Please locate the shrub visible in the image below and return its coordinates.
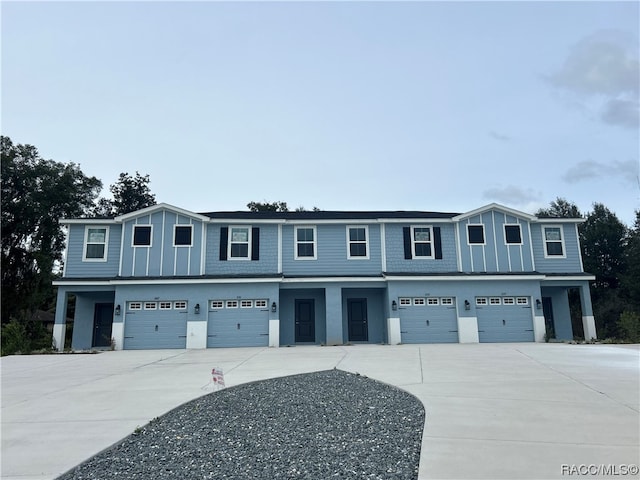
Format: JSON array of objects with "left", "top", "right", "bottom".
[
  {"left": 618, "top": 311, "right": 640, "bottom": 343},
  {"left": 1, "top": 320, "right": 30, "bottom": 356}
]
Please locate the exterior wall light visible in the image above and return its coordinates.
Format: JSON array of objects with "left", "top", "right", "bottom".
[
  {"left": 115, "top": 304, "right": 121, "bottom": 316},
  {"left": 194, "top": 303, "right": 200, "bottom": 314},
  {"left": 271, "top": 302, "right": 277, "bottom": 313},
  {"left": 392, "top": 300, "right": 398, "bottom": 311},
  {"left": 464, "top": 300, "right": 470, "bottom": 310},
  {"left": 536, "top": 299, "right": 542, "bottom": 310}
]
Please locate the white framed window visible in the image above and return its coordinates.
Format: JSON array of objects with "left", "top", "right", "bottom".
[
  {"left": 347, "top": 226, "right": 369, "bottom": 259},
  {"left": 159, "top": 301, "right": 172, "bottom": 310},
  {"left": 174, "top": 225, "right": 193, "bottom": 247},
  {"left": 516, "top": 297, "right": 529, "bottom": 305},
  {"left": 441, "top": 297, "right": 454, "bottom": 305},
  {"left": 228, "top": 226, "right": 251, "bottom": 259},
  {"left": 128, "top": 302, "right": 142, "bottom": 310},
  {"left": 399, "top": 298, "right": 411, "bottom": 306},
  {"left": 413, "top": 298, "right": 426, "bottom": 306},
  {"left": 83, "top": 226, "right": 109, "bottom": 261},
  {"left": 467, "top": 224, "right": 485, "bottom": 245},
  {"left": 411, "top": 226, "right": 434, "bottom": 258},
  {"left": 490, "top": 297, "right": 502, "bottom": 305},
  {"left": 255, "top": 299, "right": 268, "bottom": 308},
  {"left": 133, "top": 225, "right": 152, "bottom": 247},
  {"left": 504, "top": 224, "right": 523, "bottom": 245},
  {"left": 174, "top": 301, "right": 187, "bottom": 310},
  {"left": 226, "top": 300, "right": 239, "bottom": 308},
  {"left": 476, "top": 297, "right": 488, "bottom": 306},
  {"left": 427, "top": 298, "right": 439, "bottom": 306},
  {"left": 240, "top": 300, "right": 253, "bottom": 308},
  {"left": 211, "top": 300, "right": 224, "bottom": 309},
  {"left": 503, "top": 297, "right": 515, "bottom": 305},
  {"left": 144, "top": 302, "right": 157, "bottom": 310},
  {"left": 543, "top": 226, "right": 565, "bottom": 258},
  {"left": 295, "top": 226, "right": 317, "bottom": 260}
]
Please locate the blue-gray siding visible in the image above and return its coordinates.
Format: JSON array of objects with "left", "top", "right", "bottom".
[{"left": 64, "top": 224, "right": 121, "bottom": 278}]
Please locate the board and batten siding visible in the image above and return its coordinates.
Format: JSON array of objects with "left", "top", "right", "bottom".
[
  {"left": 456, "top": 211, "right": 535, "bottom": 273},
  {"left": 119, "top": 211, "right": 205, "bottom": 277},
  {"left": 63, "top": 223, "right": 121, "bottom": 278},
  {"left": 383, "top": 223, "right": 458, "bottom": 273},
  {"left": 205, "top": 224, "right": 279, "bottom": 275},
  {"left": 531, "top": 223, "right": 583, "bottom": 273},
  {"left": 281, "top": 224, "right": 383, "bottom": 276}
]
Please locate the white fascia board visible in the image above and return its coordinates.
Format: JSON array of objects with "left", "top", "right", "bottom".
[
  {"left": 208, "top": 218, "right": 286, "bottom": 224},
  {"left": 111, "top": 277, "right": 281, "bottom": 285},
  {"left": 52, "top": 280, "right": 113, "bottom": 286},
  {"left": 453, "top": 203, "right": 537, "bottom": 222},
  {"left": 281, "top": 276, "right": 385, "bottom": 283},
  {"left": 378, "top": 218, "right": 453, "bottom": 224},
  {"left": 115, "top": 203, "right": 210, "bottom": 223},
  {"left": 542, "top": 275, "right": 596, "bottom": 281},
  {"left": 384, "top": 274, "right": 546, "bottom": 281},
  {"left": 533, "top": 217, "right": 585, "bottom": 224},
  {"left": 61, "top": 218, "right": 116, "bottom": 225}
]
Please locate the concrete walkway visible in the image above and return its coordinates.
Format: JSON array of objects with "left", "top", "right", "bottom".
[{"left": 1, "top": 343, "right": 639, "bottom": 479}]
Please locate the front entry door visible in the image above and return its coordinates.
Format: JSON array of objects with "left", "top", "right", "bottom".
[
  {"left": 93, "top": 303, "right": 114, "bottom": 347},
  {"left": 348, "top": 298, "right": 368, "bottom": 342},
  {"left": 295, "top": 299, "right": 315, "bottom": 342}
]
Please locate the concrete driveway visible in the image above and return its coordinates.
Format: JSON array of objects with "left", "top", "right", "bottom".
[{"left": 1, "top": 343, "right": 639, "bottom": 479}]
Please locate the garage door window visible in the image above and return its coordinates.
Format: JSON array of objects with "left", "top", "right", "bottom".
[{"left": 144, "top": 302, "right": 157, "bottom": 310}]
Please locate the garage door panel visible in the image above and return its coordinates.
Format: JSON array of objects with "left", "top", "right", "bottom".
[
  {"left": 124, "top": 311, "right": 188, "bottom": 349},
  {"left": 207, "top": 306, "right": 269, "bottom": 348},
  {"left": 477, "top": 301, "right": 534, "bottom": 343},
  {"left": 400, "top": 301, "right": 458, "bottom": 344}
]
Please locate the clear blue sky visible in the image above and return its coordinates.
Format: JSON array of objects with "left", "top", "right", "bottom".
[{"left": 2, "top": 1, "right": 639, "bottom": 225}]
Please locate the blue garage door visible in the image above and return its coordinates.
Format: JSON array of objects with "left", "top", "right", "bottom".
[
  {"left": 400, "top": 297, "right": 458, "bottom": 344},
  {"left": 123, "top": 301, "right": 188, "bottom": 349},
  {"left": 207, "top": 299, "right": 270, "bottom": 348},
  {"left": 476, "top": 297, "right": 534, "bottom": 342}
]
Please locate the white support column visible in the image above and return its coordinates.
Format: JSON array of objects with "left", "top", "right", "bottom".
[
  {"left": 582, "top": 316, "right": 597, "bottom": 341},
  {"left": 269, "top": 319, "right": 280, "bottom": 347},
  {"left": 111, "top": 322, "right": 124, "bottom": 350},
  {"left": 53, "top": 324, "right": 66, "bottom": 352},
  {"left": 457, "top": 316, "right": 479, "bottom": 343},
  {"left": 186, "top": 321, "right": 207, "bottom": 349},
  {"left": 387, "top": 317, "right": 401, "bottom": 345},
  {"left": 533, "top": 315, "right": 546, "bottom": 342}
]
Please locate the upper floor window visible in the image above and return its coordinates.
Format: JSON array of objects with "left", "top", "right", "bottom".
[
  {"left": 83, "top": 226, "right": 109, "bottom": 261},
  {"left": 174, "top": 225, "right": 193, "bottom": 247},
  {"left": 543, "top": 226, "right": 565, "bottom": 257},
  {"left": 229, "top": 226, "right": 250, "bottom": 259},
  {"left": 347, "top": 226, "right": 368, "bottom": 259},
  {"left": 133, "top": 225, "right": 152, "bottom": 247},
  {"left": 504, "top": 224, "right": 522, "bottom": 245},
  {"left": 295, "top": 226, "right": 317, "bottom": 260},
  {"left": 411, "top": 226, "right": 434, "bottom": 258},
  {"left": 467, "top": 225, "right": 485, "bottom": 245}
]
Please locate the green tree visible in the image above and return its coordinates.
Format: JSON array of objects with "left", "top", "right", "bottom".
[
  {"left": 1, "top": 136, "right": 102, "bottom": 327},
  {"left": 247, "top": 200, "right": 289, "bottom": 212},
  {"left": 621, "top": 211, "right": 640, "bottom": 310},
  {"left": 94, "top": 172, "right": 156, "bottom": 216},
  {"left": 536, "top": 197, "right": 583, "bottom": 218}
]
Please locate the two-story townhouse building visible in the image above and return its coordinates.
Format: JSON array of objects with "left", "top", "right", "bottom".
[{"left": 52, "top": 203, "right": 596, "bottom": 351}]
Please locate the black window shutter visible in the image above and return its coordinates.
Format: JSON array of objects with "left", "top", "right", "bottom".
[
  {"left": 403, "top": 227, "right": 412, "bottom": 259},
  {"left": 434, "top": 227, "right": 443, "bottom": 259},
  {"left": 219, "top": 227, "right": 228, "bottom": 261},
  {"left": 251, "top": 227, "right": 260, "bottom": 261}
]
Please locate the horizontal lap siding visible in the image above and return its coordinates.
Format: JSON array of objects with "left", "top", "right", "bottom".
[
  {"left": 205, "top": 224, "right": 278, "bottom": 275},
  {"left": 384, "top": 224, "right": 457, "bottom": 273},
  {"left": 531, "top": 224, "right": 583, "bottom": 273},
  {"left": 63, "top": 224, "right": 121, "bottom": 277},
  {"left": 282, "top": 224, "right": 382, "bottom": 276}
]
